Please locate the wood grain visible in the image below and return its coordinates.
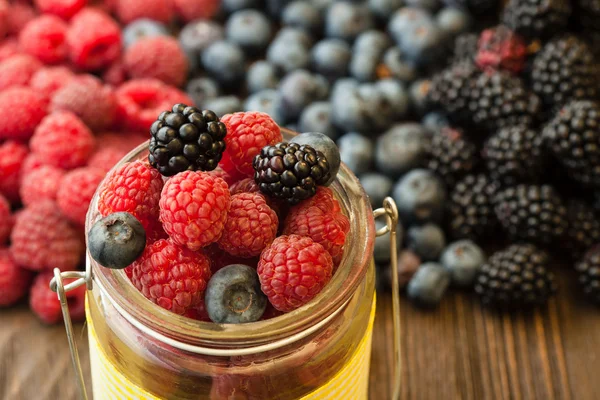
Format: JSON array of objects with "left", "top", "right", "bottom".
[{"left": 2, "top": 268, "right": 600, "bottom": 399}]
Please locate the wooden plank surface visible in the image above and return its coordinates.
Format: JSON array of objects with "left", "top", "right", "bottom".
[{"left": 1, "top": 268, "right": 599, "bottom": 400}]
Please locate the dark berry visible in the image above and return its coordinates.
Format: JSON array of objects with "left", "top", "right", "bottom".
[
  {"left": 502, "top": 0, "right": 571, "bottom": 41},
  {"left": 338, "top": 132, "right": 374, "bottom": 176},
  {"left": 278, "top": 70, "right": 329, "bottom": 120},
  {"left": 565, "top": 200, "right": 600, "bottom": 260},
  {"left": 392, "top": 169, "right": 447, "bottom": 226},
  {"left": 407, "top": 263, "right": 451, "bottom": 307},
  {"left": 374, "top": 219, "right": 403, "bottom": 263},
  {"left": 298, "top": 101, "right": 339, "bottom": 140},
  {"left": 311, "top": 39, "right": 351, "bottom": 80},
  {"left": 375, "top": 123, "right": 430, "bottom": 178},
  {"left": 360, "top": 172, "right": 393, "bottom": 208},
  {"left": 290, "top": 131, "right": 340, "bottom": 186},
  {"left": 406, "top": 223, "right": 446, "bottom": 261},
  {"left": 282, "top": 1, "right": 323, "bottom": 33},
  {"left": 88, "top": 212, "right": 146, "bottom": 269},
  {"left": 123, "top": 19, "right": 169, "bottom": 49},
  {"left": 440, "top": 240, "right": 485, "bottom": 287},
  {"left": 441, "top": 0, "right": 498, "bottom": 14},
  {"left": 225, "top": 10, "right": 273, "bottom": 53},
  {"left": 326, "top": 2, "right": 374, "bottom": 42},
  {"left": 186, "top": 77, "right": 220, "bottom": 109},
  {"left": 426, "top": 126, "right": 478, "bottom": 187},
  {"left": 204, "top": 96, "right": 243, "bottom": 118},
  {"left": 247, "top": 61, "right": 280, "bottom": 94},
  {"left": 201, "top": 40, "right": 246, "bottom": 86},
  {"left": 575, "top": 246, "right": 600, "bottom": 305}
]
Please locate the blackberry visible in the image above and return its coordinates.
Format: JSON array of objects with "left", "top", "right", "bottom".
[
  {"left": 493, "top": 184, "right": 568, "bottom": 246},
  {"left": 148, "top": 104, "right": 227, "bottom": 176},
  {"left": 475, "top": 244, "right": 557, "bottom": 308},
  {"left": 542, "top": 100, "right": 600, "bottom": 188},
  {"left": 565, "top": 200, "right": 600, "bottom": 260},
  {"left": 501, "top": 0, "right": 571, "bottom": 41},
  {"left": 446, "top": 174, "right": 499, "bottom": 240},
  {"left": 441, "top": 0, "right": 499, "bottom": 15},
  {"left": 253, "top": 142, "right": 331, "bottom": 204},
  {"left": 575, "top": 246, "right": 600, "bottom": 305},
  {"left": 482, "top": 125, "right": 545, "bottom": 185},
  {"left": 426, "top": 127, "right": 478, "bottom": 187},
  {"left": 530, "top": 35, "right": 599, "bottom": 109},
  {"left": 451, "top": 32, "right": 478, "bottom": 64}
]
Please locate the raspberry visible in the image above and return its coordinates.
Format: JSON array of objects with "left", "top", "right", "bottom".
[
  {"left": 30, "top": 66, "right": 76, "bottom": 100},
  {"left": 0, "top": 141, "right": 28, "bottom": 203},
  {"left": 22, "top": 153, "right": 46, "bottom": 176},
  {"left": 0, "top": 194, "right": 11, "bottom": 244},
  {"left": 96, "top": 131, "right": 148, "bottom": 151},
  {"left": 185, "top": 298, "right": 211, "bottom": 321},
  {"left": 219, "top": 112, "right": 283, "bottom": 178},
  {"left": 20, "top": 165, "right": 66, "bottom": 207},
  {"left": 102, "top": 60, "right": 127, "bottom": 86},
  {"left": 51, "top": 75, "right": 117, "bottom": 131},
  {"left": 7, "top": 3, "right": 36, "bottom": 36},
  {"left": 67, "top": 8, "right": 121, "bottom": 71},
  {"left": 293, "top": 186, "right": 342, "bottom": 214},
  {"left": 124, "top": 36, "right": 188, "bottom": 87},
  {"left": 283, "top": 200, "right": 350, "bottom": 266},
  {"left": 0, "top": 87, "right": 48, "bottom": 141},
  {"left": 30, "top": 272, "right": 86, "bottom": 324},
  {"left": 258, "top": 235, "right": 333, "bottom": 312},
  {"left": 57, "top": 167, "right": 105, "bottom": 226},
  {"left": 115, "top": 79, "right": 193, "bottom": 132},
  {"left": 98, "top": 160, "right": 163, "bottom": 234},
  {"left": 0, "top": 38, "right": 20, "bottom": 62},
  {"left": 11, "top": 200, "right": 83, "bottom": 271},
  {"left": 0, "top": 0, "right": 7, "bottom": 39},
  {"left": 476, "top": 25, "right": 527, "bottom": 75},
  {"left": 114, "top": 0, "right": 174, "bottom": 24},
  {"left": 160, "top": 170, "right": 231, "bottom": 251},
  {"left": 229, "top": 178, "right": 260, "bottom": 195},
  {"left": 19, "top": 15, "right": 69, "bottom": 64},
  {"left": 217, "top": 192, "right": 278, "bottom": 258},
  {"left": 0, "top": 54, "right": 42, "bottom": 91},
  {"left": 0, "top": 249, "right": 32, "bottom": 307},
  {"left": 207, "top": 166, "right": 237, "bottom": 185},
  {"left": 130, "top": 239, "right": 211, "bottom": 315},
  {"left": 204, "top": 243, "right": 258, "bottom": 273},
  {"left": 88, "top": 147, "right": 128, "bottom": 173},
  {"left": 173, "top": 0, "right": 220, "bottom": 22},
  {"left": 30, "top": 111, "right": 96, "bottom": 170},
  {"left": 34, "top": 0, "right": 86, "bottom": 20}
]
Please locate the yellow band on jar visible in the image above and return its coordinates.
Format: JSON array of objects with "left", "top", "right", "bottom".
[{"left": 87, "top": 295, "right": 376, "bottom": 400}]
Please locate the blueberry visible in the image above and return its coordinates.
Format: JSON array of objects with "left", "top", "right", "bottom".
[
  {"left": 369, "top": 0, "right": 404, "bottom": 21},
  {"left": 123, "top": 19, "right": 169, "bottom": 49},
  {"left": 222, "top": 0, "right": 261, "bottom": 12},
  {"left": 247, "top": 61, "right": 280, "bottom": 93},
  {"left": 405, "top": 0, "right": 442, "bottom": 11},
  {"left": 395, "top": 15, "right": 445, "bottom": 66},
  {"left": 392, "top": 169, "right": 446, "bottom": 225},
  {"left": 226, "top": 10, "right": 273, "bottom": 53},
  {"left": 353, "top": 30, "right": 392, "bottom": 56},
  {"left": 380, "top": 250, "right": 422, "bottom": 291},
  {"left": 267, "top": 30, "right": 312, "bottom": 73},
  {"left": 331, "top": 80, "right": 377, "bottom": 132},
  {"left": 282, "top": 1, "right": 323, "bottom": 32},
  {"left": 326, "top": 2, "right": 375, "bottom": 42},
  {"left": 298, "top": 101, "right": 339, "bottom": 140},
  {"left": 406, "top": 223, "right": 446, "bottom": 261},
  {"left": 290, "top": 131, "right": 341, "bottom": 185},
  {"left": 278, "top": 70, "right": 329, "bottom": 120},
  {"left": 389, "top": 7, "right": 433, "bottom": 40},
  {"left": 374, "top": 219, "right": 403, "bottom": 263},
  {"left": 203, "top": 96, "right": 243, "bottom": 117},
  {"left": 312, "top": 39, "right": 352, "bottom": 80},
  {"left": 205, "top": 264, "right": 268, "bottom": 324},
  {"left": 407, "top": 263, "right": 450, "bottom": 307},
  {"left": 375, "top": 79, "right": 409, "bottom": 119},
  {"left": 88, "top": 212, "right": 146, "bottom": 270},
  {"left": 201, "top": 41, "right": 245, "bottom": 85},
  {"left": 349, "top": 52, "right": 381, "bottom": 82},
  {"left": 382, "top": 47, "right": 417, "bottom": 82},
  {"left": 440, "top": 240, "right": 486, "bottom": 287},
  {"left": 375, "top": 123, "right": 431, "bottom": 177},
  {"left": 359, "top": 172, "right": 393, "bottom": 208},
  {"left": 409, "top": 79, "right": 432, "bottom": 115},
  {"left": 436, "top": 7, "right": 471, "bottom": 38},
  {"left": 273, "top": 27, "right": 314, "bottom": 48},
  {"left": 422, "top": 112, "right": 449, "bottom": 132},
  {"left": 179, "top": 20, "right": 224, "bottom": 70},
  {"left": 267, "top": 0, "right": 295, "bottom": 17},
  {"left": 338, "top": 132, "right": 374, "bottom": 175},
  {"left": 311, "top": 0, "right": 336, "bottom": 14},
  {"left": 244, "top": 90, "right": 286, "bottom": 125},
  {"left": 186, "top": 77, "right": 220, "bottom": 108}
]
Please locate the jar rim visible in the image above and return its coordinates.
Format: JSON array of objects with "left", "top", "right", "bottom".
[{"left": 87, "top": 129, "right": 376, "bottom": 348}]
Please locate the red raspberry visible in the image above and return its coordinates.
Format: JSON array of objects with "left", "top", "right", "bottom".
[
  {"left": 184, "top": 298, "right": 211, "bottom": 321},
  {"left": 476, "top": 26, "right": 527, "bottom": 75},
  {"left": 258, "top": 235, "right": 333, "bottom": 312},
  {"left": 115, "top": 0, "right": 173, "bottom": 24},
  {"left": 283, "top": 202, "right": 350, "bottom": 267},
  {"left": 115, "top": 79, "right": 193, "bottom": 132},
  {"left": 67, "top": 8, "right": 121, "bottom": 71},
  {"left": 7, "top": 3, "right": 36, "bottom": 36},
  {"left": 220, "top": 112, "right": 283, "bottom": 178},
  {"left": 11, "top": 200, "right": 84, "bottom": 271},
  {"left": 30, "top": 66, "right": 76, "bottom": 100},
  {"left": 207, "top": 166, "right": 237, "bottom": 186},
  {"left": 173, "top": 0, "right": 220, "bottom": 22},
  {"left": 0, "top": 195, "right": 12, "bottom": 244},
  {"left": 57, "top": 167, "right": 105, "bottom": 226},
  {"left": 88, "top": 147, "right": 128, "bottom": 173},
  {"left": 98, "top": 160, "right": 164, "bottom": 231},
  {"left": 102, "top": 59, "right": 127, "bottom": 86},
  {"left": 160, "top": 170, "right": 231, "bottom": 251},
  {"left": 0, "top": 54, "right": 42, "bottom": 91},
  {"left": 130, "top": 239, "right": 211, "bottom": 315},
  {"left": 204, "top": 243, "right": 258, "bottom": 273},
  {"left": 22, "top": 153, "right": 46, "bottom": 176},
  {"left": 217, "top": 192, "right": 278, "bottom": 258},
  {"left": 30, "top": 111, "right": 96, "bottom": 170},
  {"left": 20, "top": 165, "right": 66, "bottom": 207},
  {"left": 0, "top": 249, "right": 33, "bottom": 307},
  {"left": 19, "top": 15, "right": 68, "bottom": 64},
  {"left": 293, "top": 186, "right": 342, "bottom": 214},
  {"left": 229, "top": 177, "right": 260, "bottom": 195},
  {"left": 51, "top": 74, "right": 117, "bottom": 131},
  {"left": 30, "top": 271, "right": 86, "bottom": 324},
  {"left": 124, "top": 36, "right": 188, "bottom": 87},
  {"left": 0, "top": 87, "right": 47, "bottom": 141},
  {"left": 0, "top": 0, "right": 8, "bottom": 39},
  {"left": 34, "top": 0, "right": 86, "bottom": 20},
  {"left": 96, "top": 130, "right": 147, "bottom": 151},
  {"left": 0, "top": 38, "right": 20, "bottom": 62},
  {"left": 0, "top": 141, "right": 28, "bottom": 203}
]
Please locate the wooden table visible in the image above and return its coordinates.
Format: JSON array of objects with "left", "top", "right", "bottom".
[{"left": 1, "top": 268, "right": 599, "bottom": 400}]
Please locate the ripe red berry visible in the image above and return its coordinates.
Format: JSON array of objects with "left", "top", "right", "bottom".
[
  {"left": 30, "top": 111, "right": 96, "bottom": 170},
  {"left": 258, "top": 235, "right": 333, "bottom": 312},
  {"left": 11, "top": 200, "right": 84, "bottom": 271},
  {"left": 98, "top": 160, "right": 164, "bottom": 232},
  {"left": 0, "top": 88, "right": 47, "bottom": 142},
  {"left": 0, "top": 38, "right": 20, "bottom": 62},
  {"left": 159, "top": 170, "right": 231, "bottom": 251},
  {"left": 30, "top": 66, "right": 76, "bottom": 100},
  {"left": 173, "top": 0, "right": 220, "bottom": 22},
  {"left": 0, "top": 194, "right": 11, "bottom": 244},
  {"left": 19, "top": 15, "right": 69, "bottom": 64},
  {"left": 102, "top": 59, "right": 127, "bottom": 86},
  {"left": 130, "top": 239, "right": 211, "bottom": 315},
  {"left": 0, "top": 249, "right": 32, "bottom": 307},
  {"left": 7, "top": 3, "right": 36, "bottom": 36},
  {"left": 476, "top": 26, "right": 527, "bottom": 75},
  {"left": 0, "top": 54, "right": 42, "bottom": 91},
  {"left": 57, "top": 167, "right": 106, "bottom": 226},
  {"left": 0, "top": 140, "right": 29, "bottom": 203},
  {"left": 115, "top": 0, "right": 174, "bottom": 24},
  {"left": 30, "top": 272, "right": 86, "bottom": 324},
  {"left": 124, "top": 36, "right": 189, "bottom": 87},
  {"left": 20, "top": 165, "right": 66, "bottom": 207},
  {"left": 34, "top": 0, "right": 86, "bottom": 20},
  {"left": 219, "top": 112, "right": 283, "bottom": 178},
  {"left": 88, "top": 147, "right": 128, "bottom": 173},
  {"left": 0, "top": 0, "right": 7, "bottom": 39}
]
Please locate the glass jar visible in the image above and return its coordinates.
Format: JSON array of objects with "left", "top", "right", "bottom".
[{"left": 53, "top": 129, "right": 401, "bottom": 400}]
